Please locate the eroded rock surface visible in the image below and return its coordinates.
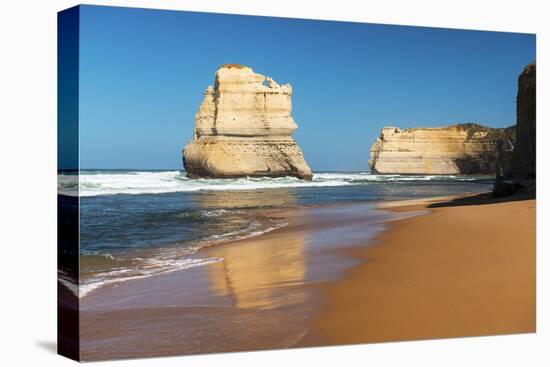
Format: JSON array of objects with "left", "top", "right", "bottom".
[
  {"left": 509, "top": 62, "right": 536, "bottom": 178},
  {"left": 183, "top": 65, "right": 312, "bottom": 180},
  {"left": 493, "top": 62, "right": 536, "bottom": 197},
  {"left": 369, "top": 124, "right": 515, "bottom": 175}
]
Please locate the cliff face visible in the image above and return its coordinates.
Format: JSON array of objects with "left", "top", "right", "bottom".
[
  {"left": 369, "top": 124, "right": 515, "bottom": 175},
  {"left": 510, "top": 63, "right": 536, "bottom": 178},
  {"left": 182, "top": 65, "right": 312, "bottom": 180},
  {"left": 493, "top": 62, "right": 536, "bottom": 197}
]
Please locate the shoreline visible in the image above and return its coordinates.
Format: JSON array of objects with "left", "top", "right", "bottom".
[
  {"left": 298, "top": 193, "right": 536, "bottom": 346},
  {"left": 78, "top": 199, "right": 412, "bottom": 360},
  {"left": 76, "top": 192, "right": 535, "bottom": 360},
  {"left": 76, "top": 198, "right": 431, "bottom": 301}
]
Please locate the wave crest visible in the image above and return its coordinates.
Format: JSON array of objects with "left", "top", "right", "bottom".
[{"left": 58, "top": 171, "right": 484, "bottom": 197}]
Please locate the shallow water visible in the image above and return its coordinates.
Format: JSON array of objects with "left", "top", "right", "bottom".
[
  {"left": 58, "top": 170, "right": 494, "bottom": 297},
  {"left": 78, "top": 202, "right": 428, "bottom": 359}
]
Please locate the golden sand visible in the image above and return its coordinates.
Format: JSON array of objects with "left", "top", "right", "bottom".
[{"left": 299, "top": 197, "right": 536, "bottom": 345}]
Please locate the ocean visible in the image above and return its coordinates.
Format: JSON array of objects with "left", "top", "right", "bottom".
[{"left": 58, "top": 170, "right": 495, "bottom": 297}]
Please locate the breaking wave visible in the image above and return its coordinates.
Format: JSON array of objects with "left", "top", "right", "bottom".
[{"left": 58, "top": 170, "right": 484, "bottom": 197}]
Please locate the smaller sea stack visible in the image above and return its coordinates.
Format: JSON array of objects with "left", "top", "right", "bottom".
[{"left": 369, "top": 124, "right": 515, "bottom": 175}]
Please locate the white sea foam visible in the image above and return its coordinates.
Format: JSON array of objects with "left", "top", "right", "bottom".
[
  {"left": 205, "top": 221, "right": 288, "bottom": 243},
  {"left": 80, "top": 251, "right": 116, "bottom": 260},
  {"left": 79, "top": 257, "right": 223, "bottom": 298},
  {"left": 77, "top": 219, "right": 289, "bottom": 298},
  {"left": 58, "top": 270, "right": 79, "bottom": 296},
  {"left": 58, "top": 171, "right": 482, "bottom": 197},
  {"left": 175, "top": 208, "right": 240, "bottom": 219}
]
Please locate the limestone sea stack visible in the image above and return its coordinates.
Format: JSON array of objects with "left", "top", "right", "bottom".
[
  {"left": 182, "top": 64, "right": 312, "bottom": 180},
  {"left": 369, "top": 123, "right": 515, "bottom": 175}
]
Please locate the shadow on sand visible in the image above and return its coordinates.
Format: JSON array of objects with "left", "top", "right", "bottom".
[{"left": 427, "top": 192, "right": 535, "bottom": 208}]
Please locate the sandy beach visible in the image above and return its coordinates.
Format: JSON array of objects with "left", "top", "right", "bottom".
[
  {"left": 77, "top": 193, "right": 536, "bottom": 360},
  {"left": 300, "top": 194, "right": 536, "bottom": 346}
]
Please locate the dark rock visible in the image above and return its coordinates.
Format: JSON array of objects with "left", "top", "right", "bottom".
[
  {"left": 493, "top": 62, "right": 536, "bottom": 197},
  {"left": 492, "top": 178, "right": 524, "bottom": 198}
]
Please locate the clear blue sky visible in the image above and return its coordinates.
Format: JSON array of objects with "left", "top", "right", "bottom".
[{"left": 77, "top": 5, "right": 535, "bottom": 171}]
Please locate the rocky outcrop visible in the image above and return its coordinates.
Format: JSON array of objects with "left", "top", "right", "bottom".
[
  {"left": 510, "top": 62, "right": 536, "bottom": 178},
  {"left": 369, "top": 124, "right": 515, "bottom": 175},
  {"left": 182, "top": 64, "right": 312, "bottom": 180},
  {"left": 493, "top": 62, "right": 536, "bottom": 197}
]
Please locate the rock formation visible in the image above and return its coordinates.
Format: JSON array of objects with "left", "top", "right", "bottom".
[
  {"left": 493, "top": 62, "right": 536, "bottom": 197},
  {"left": 369, "top": 124, "right": 515, "bottom": 175},
  {"left": 182, "top": 64, "right": 312, "bottom": 180}
]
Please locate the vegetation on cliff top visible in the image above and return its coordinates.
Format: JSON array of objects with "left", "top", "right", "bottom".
[
  {"left": 220, "top": 63, "right": 249, "bottom": 69},
  {"left": 452, "top": 123, "right": 515, "bottom": 142}
]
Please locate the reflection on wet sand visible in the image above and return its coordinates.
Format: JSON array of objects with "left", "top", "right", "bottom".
[
  {"left": 80, "top": 199, "right": 315, "bottom": 361},
  {"left": 195, "top": 188, "right": 311, "bottom": 310},
  {"left": 78, "top": 200, "right": 400, "bottom": 360},
  {"left": 205, "top": 228, "right": 308, "bottom": 309},
  {"left": 192, "top": 188, "right": 298, "bottom": 210}
]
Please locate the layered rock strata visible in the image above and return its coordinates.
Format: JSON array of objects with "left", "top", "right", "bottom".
[
  {"left": 493, "top": 62, "right": 536, "bottom": 197},
  {"left": 182, "top": 64, "right": 312, "bottom": 180},
  {"left": 369, "top": 124, "right": 515, "bottom": 175}
]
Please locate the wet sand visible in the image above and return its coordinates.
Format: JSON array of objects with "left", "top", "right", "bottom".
[
  {"left": 78, "top": 194, "right": 536, "bottom": 360},
  {"left": 299, "top": 195, "right": 536, "bottom": 346},
  {"left": 79, "top": 202, "right": 402, "bottom": 360}
]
